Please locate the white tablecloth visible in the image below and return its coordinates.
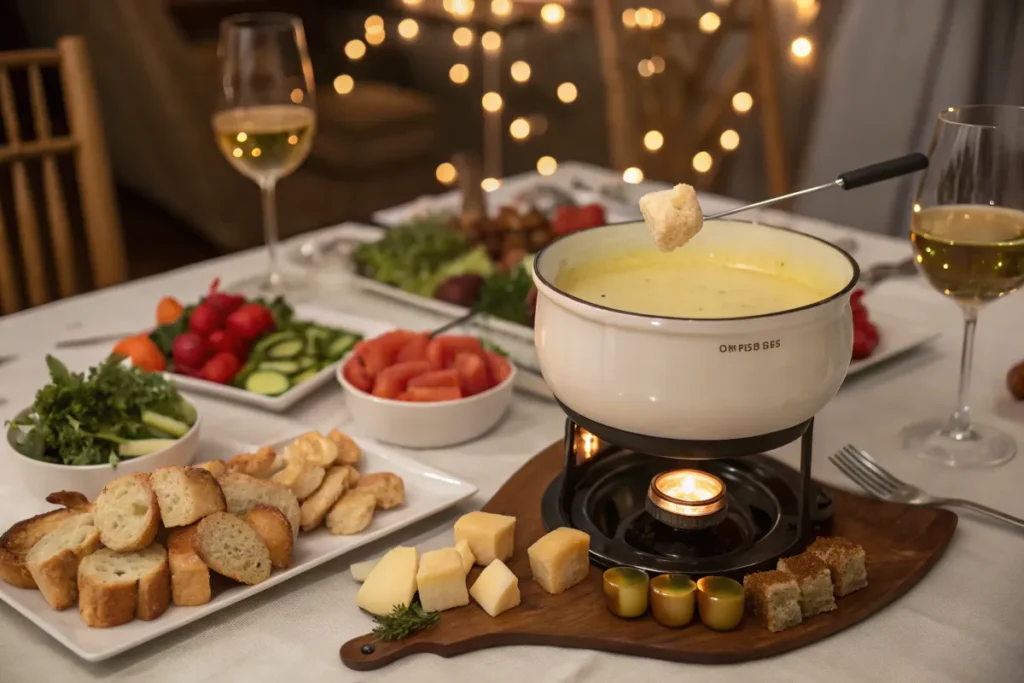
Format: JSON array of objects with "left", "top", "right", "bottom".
[{"left": 1, "top": 164, "right": 1023, "bottom": 683}]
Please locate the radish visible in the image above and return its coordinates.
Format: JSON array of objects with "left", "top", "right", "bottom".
[{"left": 172, "top": 332, "right": 211, "bottom": 369}]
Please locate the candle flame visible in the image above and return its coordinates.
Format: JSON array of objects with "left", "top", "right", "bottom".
[
  {"left": 681, "top": 474, "right": 696, "bottom": 495},
  {"left": 580, "top": 430, "right": 600, "bottom": 459}
]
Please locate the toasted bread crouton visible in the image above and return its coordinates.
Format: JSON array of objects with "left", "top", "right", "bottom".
[
  {"left": 284, "top": 432, "right": 338, "bottom": 468},
  {"left": 354, "top": 472, "right": 405, "bottom": 510},
  {"left": 272, "top": 459, "right": 326, "bottom": 502},
  {"left": 327, "top": 429, "right": 361, "bottom": 466},
  {"left": 226, "top": 446, "right": 278, "bottom": 478},
  {"left": 300, "top": 466, "right": 352, "bottom": 532},
  {"left": 325, "top": 490, "right": 376, "bottom": 535},
  {"left": 193, "top": 459, "right": 227, "bottom": 479}
]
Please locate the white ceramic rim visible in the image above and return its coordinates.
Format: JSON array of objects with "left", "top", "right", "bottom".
[
  {"left": 337, "top": 353, "right": 518, "bottom": 407},
  {"left": 532, "top": 219, "right": 861, "bottom": 323},
  {"left": 5, "top": 401, "right": 201, "bottom": 471}
]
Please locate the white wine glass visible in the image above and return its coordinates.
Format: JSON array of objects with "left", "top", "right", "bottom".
[
  {"left": 214, "top": 12, "right": 317, "bottom": 299},
  {"left": 902, "top": 104, "right": 1024, "bottom": 468}
]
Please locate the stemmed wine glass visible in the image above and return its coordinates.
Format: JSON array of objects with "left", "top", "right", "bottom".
[
  {"left": 902, "top": 105, "right": 1024, "bottom": 468},
  {"left": 213, "top": 13, "right": 317, "bottom": 298}
]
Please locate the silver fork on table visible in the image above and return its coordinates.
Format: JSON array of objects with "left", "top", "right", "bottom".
[{"left": 830, "top": 444, "right": 1024, "bottom": 530}]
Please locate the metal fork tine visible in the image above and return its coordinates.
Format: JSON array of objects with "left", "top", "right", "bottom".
[
  {"left": 835, "top": 447, "right": 899, "bottom": 494},
  {"left": 844, "top": 444, "right": 906, "bottom": 489},
  {"left": 828, "top": 454, "right": 884, "bottom": 498}
]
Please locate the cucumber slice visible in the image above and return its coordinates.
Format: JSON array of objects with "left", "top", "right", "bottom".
[
  {"left": 259, "top": 360, "right": 300, "bottom": 374},
  {"left": 267, "top": 339, "right": 304, "bottom": 359},
  {"left": 327, "top": 334, "right": 358, "bottom": 360},
  {"left": 245, "top": 371, "right": 291, "bottom": 396},
  {"left": 176, "top": 398, "right": 198, "bottom": 426},
  {"left": 253, "top": 331, "right": 298, "bottom": 355},
  {"left": 119, "top": 439, "right": 178, "bottom": 458},
  {"left": 141, "top": 411, "right": 190, "bottom": 438},
  {"left": 296, "top": 356, "right": 317, "bottom": 371},
  {"left": 293, "top": 369, "right": 319, "bottom": 385}
]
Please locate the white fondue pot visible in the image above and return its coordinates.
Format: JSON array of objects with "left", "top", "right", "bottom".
[{"left": 531, "top": 219, "right": 858, "bottom": 442}]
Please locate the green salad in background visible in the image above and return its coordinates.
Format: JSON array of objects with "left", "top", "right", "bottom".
[{"left": 7, "top": 355, "right": 198, "bottom": 466}]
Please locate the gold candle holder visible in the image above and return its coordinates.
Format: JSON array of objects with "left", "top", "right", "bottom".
[
  {"left": 602, "top": 567, "right": 649, "bottom": 618},
  {"left": 696, "top": 576, "right": 745, "bottom": 631},
  {"left": 646, "top": 470, "right": 728, "bottom": 530},
  {"left": 649, "top": 574, "right": 696, "bottom": 627}
]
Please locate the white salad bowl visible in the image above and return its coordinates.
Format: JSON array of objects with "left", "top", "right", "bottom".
[
  {"left": 338, "top": 359, "right": 516, "bottom": 449},
  {"left": 4, "top": 409, "right": 202, "bottom": 500}
]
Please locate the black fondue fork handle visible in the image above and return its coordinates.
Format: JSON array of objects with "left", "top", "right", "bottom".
[{"left": 836, "top": 153, "right": 930, "bottom": 190}]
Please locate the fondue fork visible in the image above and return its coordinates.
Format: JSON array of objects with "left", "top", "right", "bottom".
[
  {"left": 703, "top": 153, "right": 929, "bottom": 222},
  {"left": 830, "top": 444, "right": 1024, "bottom": 531}
]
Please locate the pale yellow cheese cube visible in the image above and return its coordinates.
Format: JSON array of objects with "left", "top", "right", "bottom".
[
  {"left": 469, "top": 559, "right": 520, "bottom": 617},
  {"left": 416, "top": 548, "right": 469, "bottom": 612},
  {"left": 527, "top": 527, "right": 591, "bottom": 595},
  {"left": 455, "top": 539, "right": 475, "bottom": 575},
  {"left": 350, "top": 558, "right": 379, "bottom": 582},
  {"left": 454, "top": 511, "right": 516, "bottom": 566},
  {"left": 356, "top": 546, "right": 418, "bottom": 616}
]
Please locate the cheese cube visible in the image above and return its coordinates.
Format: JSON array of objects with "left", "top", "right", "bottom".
[
  {"left": 416, "top": 548, "right": 469, "bottom": 612},
  {"left": 469, "top": 559, "right": 520, "bottom": 617},
  {"left": 454, "top": 511, "right": 516, "bottom": 566},
  {"left": 356, "top": 546, "right": 418, "bottom": 616},
  {"left": 350, "top": 558, "right": 379, "bottom": 583},
  {"left": 527, "top": 527, "right": 591, "bottom": 595},
  {"left": 455, "top": 539, "right": 475, "bottom": 575}
]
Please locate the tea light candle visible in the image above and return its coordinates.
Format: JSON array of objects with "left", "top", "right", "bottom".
[
  {"left": 603, "top": 567, "right": 649, "bottom": 618},
  {"left": 646, "top": 469, "right": 728, "bottom": 530},
  {"left": 696, "top": 576, "right": 745, "bottom": 630},
  {"left": 649, "top": 574, "right": 696, "bottom": 627}
]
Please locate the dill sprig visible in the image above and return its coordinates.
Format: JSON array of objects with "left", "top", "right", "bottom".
[{"left": 371, "top": 601, "right": 441, "bottom": 641}]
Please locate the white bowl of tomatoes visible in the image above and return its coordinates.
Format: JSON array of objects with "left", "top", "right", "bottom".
[{"left": 338, "top": 330, "right": 516, "bottom": 448}]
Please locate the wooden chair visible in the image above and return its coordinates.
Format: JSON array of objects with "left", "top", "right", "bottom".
[{"left": 0, "top": 36, "right": 125, "bottom": 315}]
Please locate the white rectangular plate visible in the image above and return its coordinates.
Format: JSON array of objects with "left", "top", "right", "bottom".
[
  {"left": 846, "top": 308, "right": 941, "bottom": 377},
  {"left": 169, "top": 305, "right": 394, "bottom": 412},
  {"left": 0, "top": 435, "right": 477, "bottom": 662}
]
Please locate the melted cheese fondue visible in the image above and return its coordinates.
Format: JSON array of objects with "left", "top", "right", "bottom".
[{"left": 556, "top": 248, "right": 835, "bottom": 318}]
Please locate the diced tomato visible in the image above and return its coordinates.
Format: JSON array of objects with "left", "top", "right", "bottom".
[
  {"left": 342, "top": 358, "right": 373, "bottom": 393},
  {"left": 485, "top": 351, "right": 512, "bottom": 385},
  {"left": 408, "top": 368, "right": 461, "bottom": 389},
  {"left": 427, "top": 335, "right": 486, "bottom": 369},
  {"left": 453, "top": 352, "right": 492, "bottom": 396},
  {"left": 372, "top": 361, "right": 432, "bottom": 399},
  {"left": 395, "top": 333, "right": 430, "bottom": 363},
  {"left": 575, "top": 204, "right": 606, "bottom": 230},
  {"left": 552, "top": 206, "right": 581, "bottom": 236},
  {"left": 401, "top": 386, "right": 463, "bottom": 402}
]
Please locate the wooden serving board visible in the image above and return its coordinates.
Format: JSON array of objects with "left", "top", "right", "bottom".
[{"left": 340, "top": 441, "right": 957, "bottom": 670}]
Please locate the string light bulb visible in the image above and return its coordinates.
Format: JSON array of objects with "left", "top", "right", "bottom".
[
  {"left": 344, "top": 39, "right": 366, "bottom": 60},
  {"left": 537, "top": 156, "right": 557, "bottom": 176},
  {"left": 289, "top": 88, "right": 304, "bottom": 104},
  {"left": 699, "top": 12, "right": 721, "bottom": 33},
  {"left": 482, "top": 31, "right": 502, "bottom": 51},
  {"left": 482, "top": 91, "right": 503, "bottom": 112},
  {"left": 693, "top": 151, "right": 713, "bottom": 173},
  {"left": 365, "top": 28, "right": 385, "bottom": 46},
  {"left": 333, "top": 74, "right": 354, "bottom": 95},
  {"left": 651, "top": 9, "right": 665, "bottom": 27},
  {"left": 720, "top": 129, "right": 740, "bottom": 151},
  {"left": 635, "top": 7, "right": 654, "bottom": 28},
  {"left": 398, "top": 19, "right": 420, "bottom": 40},
  {"left": 436, "top": 162, "right": 457, "bottom": 184},
  {"left": 650, "top": 56, "right": 666, "bottom": 73},
  {"left": 557, "top": 82, "right": 577, "bottom": 103},
  {"left": 540, "top": 3, "right": 565, "bottom": 24},
  {"left": 444, "top": 0, "right": 475, "bottom": 18},
  {"left": 449, "top": 63, "right": 470, "bottom": 84},
  {"left": 482, "top": 177, "right": 501, "bottom": 192},
  {"left": 510, "top": 60, "right": 531, "bottom": 83},
  {"left": 453, "top": 27, "right": 474, "bottom": 47},
  {"left": 791, "top": 36, "right": 813, "bottom": 59},
  {"left": 644, "top": 130, "right": 664, "bottom": 151},
  {"left": 622, "top": 8, "right": 636, "bottom": 28},
  {"left": 403, "top": 0, "right": 423, "bottom": 5},
  {"left": 637, "top": 59, "right": 655, "bottom": 77},
  {"left": 732, "top": 91, "right": 753, "bottom": 113},
  {"left": 491, "top": 0, "right": 512, "bottom": 16},
  {"left": 510, "top": 117, "right": 531, "bottom": 140},
  {"left": 623, "top": 167, "right": 644, "bottom": 184},
  {"left": 364, "top": 15, "right": 384, "bottom": 31}
]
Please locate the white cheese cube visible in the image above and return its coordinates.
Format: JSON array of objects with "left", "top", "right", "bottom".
[
  {"left": 416, "top": 548, "right": 469, "bottom": 613},
  {"left": 350, "top": 558, "right": 379, "bottom": 583},
  {"left": 454, "top": 511, "right": 516, "bottom": 566},
  {"left": 356, "top": 546, "right": 418, "bottom": 616},
  {"left": 469, "top": 559, "right": 520, "bottom": 617},
  {"left": 527, "top": 527, "right": 590, "bottom": 595},
  {"left": 455, "top": 539, "right": 475, "bottom": 575},
  {"left": 639, "top": 183, "right": 703, "bottom": 252}
]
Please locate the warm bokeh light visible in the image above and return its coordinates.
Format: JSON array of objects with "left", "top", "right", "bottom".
[
  {"left": 699, "top": 12, "right": 721, "bottom": 33},
  {"left": 232, "top": 147, "right": 242, "bottom": 158},
  {"left": 651, "top": 9, "right": 665, "bottom": 27},
  {"left": 482, "top": 31, "right": 502, "bottom": 51},
  {"left": 333, "top": 74, "right": 354, "bottom": 95},
  {"left": 289, "top": 88, "right": 304, "bottom": 104},
  {"left": 650, "top": 56, "right": 666, "bottom": 73},
  {"left": 693, "top": 151, "right": 713, "bottom": 173},
  {"left": 453, "top": 27, "right": 474, "bottom": 46},
  {"left": 236, "top": 132, "right": 247, "bottom": 142},
  {"left": 510, "top": 117, "right": 531, "bottom": 140},
  {"left": 732, "top": 91, "right": 753, "bottom": 113},
  {"left": 557, "top": 82, "right": 577, "bottom": 103},
  {"left": 541, "top": 3, "right": 565, "bottom": 24},
  {"left": 796, "top": 0, "right": 816, "bottom": 9},
  {"left": 345, "top": 39, "right": 366, "bottom": 60},
  {"left": 403, "top": 0, "right": 423, "bottom": 5},
  {"left": 537, "top": 155, "right": 557, "bottom": 176},
  {"left": 365, "top": 28, "right": 385, "bottom": 46},
  {"left": 398, "top": 19, "right": 420, "bottom": 40},
  {"left": 365, "top": 15, "right": 384, "bottom": 31},
  {"left": 444, "top": 0, "right": 475, "bottom": 18},
  {"left": 482, "top": 177, "right": 502, "bottom": 192},
  {"left": 637, "top": 59, "right": 655, "bottom": 77},
  {"left": 491, "top": 0, "right": 512, "bottom": 16},
  {"left": 482, "top": 91, "right": 504, "bottom": 112},
  {"left": 623, "top": 166, "right": 644, "bottom": 184},
  {"left": 510, "top": 60, "right": 531, "bottom": 83},
  {"left": 644, "top": 130, "right": 664, "bottom": 151},
  {"left": 791, "top": 36, "right": 813, "bottom": 59},
  {"left": 635, "top": 7, "right": 654, "bottom": 28},
  {"left": 251, "top": 148, "right": 262, "bottom": 158},
  {"left": 720, "top": 129, "right": 740, "bottom": 151},
  {"left": 449, "top": 63, "right": 470, "bottom": 84},
  {"left": 622, "top": 8, "right": 636, "bottom": 28},
  {"left": 436, "top": 162, "right": 457, "bottom": 184}
]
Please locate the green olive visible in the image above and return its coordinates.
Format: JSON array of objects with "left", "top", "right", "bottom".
[
  {"left": 603, "top": 567, "right": 650, "bottom": 618},
  {"left": 696, "top": 576, "right": 745, "bottom": 631},
  {"left": 649, "top": 574, "right": 696, "bottom": 627}
]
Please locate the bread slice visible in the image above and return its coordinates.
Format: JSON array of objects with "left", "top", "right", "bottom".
[
  {"left": 777, "top": 552, "right": 837, "bottom": 617},
  {"left": 193, "top": 512, "right": 271, "bottom": 585},
  {"left": 284, "top": 432, "right": 338, "bottom": 468},
  {"left": 299, "top": 466, "right": 352, "bottom": 531},
  {"left": 226, "top": 446, "right": 278, "bottom": 478},
  {"left": 743, "top": 570, "right": 803, "bottom": 632},
  {"left": 327, "top": 429, "right": 361, "bottom": 466},
  {"left": 193, "top": 459, "right": 227, "bottom": 478},
  {"left": 151, "top": 466, "right": 226, "bottom": 528},
  {"left": 94, "top": 474, "right": 160, "bottom": 552},
  {"left": 45, "top": 491, "right": 92, "bottom": 512},
  {"left": 244, "top": 505, "right": 293, "bottom": 569},
  {"left": 354, "top": 472, "right": 405, "bottom": 509},
  {"left": 167, "top": 525, "right": 210, "bottom": 606},
  {"left": 218, "top": 472, "right": 300, "bottom": 542},
  {"left": 325, "top": 490, "right": 376, "bottom": 535},
  {"left": 807, "top": 536, "right": 868, "bottom": 597},
  {"left": 26, "top": 514, "right": 101, "bottom": 610},
  {"left": 78, "top": 544, "right": 171, "bottom": 627},
  {"left": 0, "top": 505, "right": 90, "bottom": 589}
]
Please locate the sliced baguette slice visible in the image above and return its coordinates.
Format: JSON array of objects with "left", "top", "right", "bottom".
[
  {"left": 78, "top": 544, "right": 170, "bottom": 627},
  {"left": 299, "top": 466, "right": 352, "bottom": 531},
  {"left": 26, "top": 514, "right": 101, "bottom": 610},
  {"left": 151, "top": 466, "right": 226, "bottom": 528},
  {"left": 0, "top": 507, "right": 89, "bottom": 589},
  {"left": 167, "top": 525, "right": 210, "bottom": 606},
  {"left": 193, "top": 512, "right": 271, "bottom": 585},
  {"left": 244, "top": 505, "right": 293, "bottom": 569},
  {"left": 94, "top": 474, "right": 160, "bottom": 552},
  {"left": 193, "top": 459, "right": 227, "bottom": 479},
  {"left": 219, "top": 472, "right": 300, "bottom": 541}
]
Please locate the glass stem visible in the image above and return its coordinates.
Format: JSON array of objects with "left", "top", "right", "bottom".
[
  {"left": 260, "top": 179, "right": 282, "bottom": 291},
  {"left": 944, "top": 305, "right": 978, "bottom": 440}
]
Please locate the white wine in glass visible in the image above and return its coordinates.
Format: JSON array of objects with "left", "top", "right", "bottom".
[
  {"left": 214, "top": 13, "right": 317, "bottom": 299},
  {"left": 902, "top": 105, "right": 1024, "bottom": 468}
]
